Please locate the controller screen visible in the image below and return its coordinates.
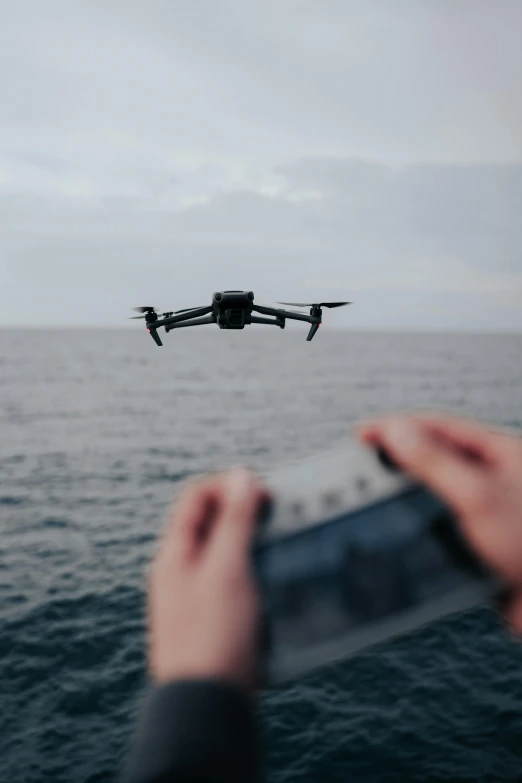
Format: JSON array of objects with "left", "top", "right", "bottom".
[{"left": 253, "top": 486, "right": 490, "bottom": 677}]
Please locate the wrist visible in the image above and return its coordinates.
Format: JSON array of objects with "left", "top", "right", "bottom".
[{"left": 150, "top": 659, "right": 258, "bottom": 694}]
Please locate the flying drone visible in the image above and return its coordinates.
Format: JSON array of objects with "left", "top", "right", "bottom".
[{"left": 129, "top": 290, "right": 351, "bottom": 346}]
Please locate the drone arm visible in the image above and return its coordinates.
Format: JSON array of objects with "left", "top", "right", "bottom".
[
  {"left": 252, "top": 304, "right": 318, "bottom": 324},
  {"left": 155, "top": 306, "right": 213, "bottom": 328},
  {"left": 165, "top": 315, "right": 216, "bottom": 331},
  {"left": 249, "top": 315, "right": 284, "bottom": 328}
]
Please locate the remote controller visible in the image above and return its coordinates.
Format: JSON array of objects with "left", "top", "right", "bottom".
[{"left": 253, "top": 438, "right": 502, "bottom": 686}]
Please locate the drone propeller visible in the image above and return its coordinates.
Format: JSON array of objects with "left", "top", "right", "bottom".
[
  {"left": 277, "top": 301, "right": 351, "bottom": 308},
  {"left": 130, "top": 306, "right": 157, "bottom": 319},
  {"left": 129, "top": 306, "right": 177, "bottom": 320}
]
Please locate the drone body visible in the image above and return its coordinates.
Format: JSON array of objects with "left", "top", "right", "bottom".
[{"left": 130, "top": 290, "right": 351, "bottom": 346}]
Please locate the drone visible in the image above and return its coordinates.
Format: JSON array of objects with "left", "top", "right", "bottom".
[{"left": 129, "top": 290, "right": 351, "bottom": 346}]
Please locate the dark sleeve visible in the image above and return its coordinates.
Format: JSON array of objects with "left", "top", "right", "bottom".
[{"left": 122, "top": 679, "right": 262, "bottom": 783}]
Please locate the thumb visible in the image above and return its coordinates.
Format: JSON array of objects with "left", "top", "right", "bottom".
[
  {"left": 210, "top": 467, "right": 266, "bottom": 561},
  {"left": 361, "top": 416, "right": 484, "bottom": 518}
]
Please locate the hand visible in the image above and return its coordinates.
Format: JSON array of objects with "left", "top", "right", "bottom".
[
  {"left": 148, "top": 467, "right": 267, "bottom": 690},
  {"left": 358, "top": 413, "right": 522, "bottom": 634}
]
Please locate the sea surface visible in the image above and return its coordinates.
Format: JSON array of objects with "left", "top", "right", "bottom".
[{"left": 1, "top": 328, "right": 522, "bottom": 783}]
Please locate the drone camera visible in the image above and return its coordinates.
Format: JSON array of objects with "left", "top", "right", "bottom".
[{"left": 225, "top": 309, "right": 245, "bottom": 328}]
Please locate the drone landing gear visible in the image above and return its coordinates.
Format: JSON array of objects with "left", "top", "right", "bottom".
[
  {"left": 147, "top": 327, "right": 163, "bottom": 346},
  {"left": 306, "top": 306, "right": 322, "bottom": 341},
  {"left": 306, "top": 323, "right": 320, "bottom": 341}
]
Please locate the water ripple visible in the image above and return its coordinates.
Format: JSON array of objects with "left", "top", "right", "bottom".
[{"left": 1, "top": 330, "right": 522, "bottom": 782}]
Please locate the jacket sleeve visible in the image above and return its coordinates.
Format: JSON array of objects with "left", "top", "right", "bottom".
[{"left": 122, "top": 679, "right": 262, "bottom": 783}]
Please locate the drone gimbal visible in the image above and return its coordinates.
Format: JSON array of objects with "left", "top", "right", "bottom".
[{"left": 130, "top": 290, "right": 351, "bottom": 346}]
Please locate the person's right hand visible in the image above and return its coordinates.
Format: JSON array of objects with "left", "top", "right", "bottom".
[{"left": 358, "top": 412, "right": 522, "bottom": 634}]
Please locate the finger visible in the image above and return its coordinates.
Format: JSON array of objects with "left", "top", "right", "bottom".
[
  {"left": 360, "top": 412, "right": 520, "bottom": 467},
  {"left": 409, "top": 412, "right": 521, "bottom": 466},
  {"left": 158, "top": 475, "right": 224, "bottom": 565},
  {"left": 210, "top": 467, "right": 267, "bottom": 562},
  {"left": 358, "top": 416, "right": 485, "bottom": 517}
]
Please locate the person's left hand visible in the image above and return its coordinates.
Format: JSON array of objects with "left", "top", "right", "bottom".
[{"left": 147, "top": 468, "right": 268, "bottom": 691}]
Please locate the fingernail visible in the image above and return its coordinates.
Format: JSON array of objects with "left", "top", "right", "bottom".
[
  {"left": 384, "top": 418, "right": 424, "bottom": 456},
  {"left": 226, "top": 466, "right": 254, "bottom": 499},
  {"left": 355, "top": 421, "right": 373, "bottom": 437},
  {"left": 358, "top": 427, "right": 378, "bottom": 444},
  {"left": 357, "top": 417, "right": 379, "bottom": 431}
]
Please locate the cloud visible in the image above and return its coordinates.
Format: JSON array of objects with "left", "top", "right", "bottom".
[
  {"left": 1, "top": 1, "right": 521, "bottom": 330},
  {"left": 1, "top": 157, "right": 521, "bottom": 330},
  {"left": 2, "top": 0, "right": 522, "bottom": 165},
  {"left": 278, "top": 159, "right": 522, "bottom": 274}
]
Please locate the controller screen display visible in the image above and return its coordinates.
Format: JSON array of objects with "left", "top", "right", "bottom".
[{"left": 253, "top": 486, "right": 492, "bottom": 683}]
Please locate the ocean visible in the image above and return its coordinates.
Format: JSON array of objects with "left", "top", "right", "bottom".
[{"left": 1, "top": 328, "right": 522, "bottom": 783}]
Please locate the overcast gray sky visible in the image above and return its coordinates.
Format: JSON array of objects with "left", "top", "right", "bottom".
[{"left": 1, "top": 0, "right": 521, "bottom": 330}]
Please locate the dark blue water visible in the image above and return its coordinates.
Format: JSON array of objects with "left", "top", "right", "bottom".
[{"left": 1, "top": 329, "right": 522, "bottom": 783}]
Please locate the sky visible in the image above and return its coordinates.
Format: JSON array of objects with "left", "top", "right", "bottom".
[{"left": 1, "top": 0, "right": 521, "bottom": 331}]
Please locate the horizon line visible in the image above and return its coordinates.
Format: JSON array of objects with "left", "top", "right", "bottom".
[{"left": 1, "top": 325, "right": 521, "bottom": 336}]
